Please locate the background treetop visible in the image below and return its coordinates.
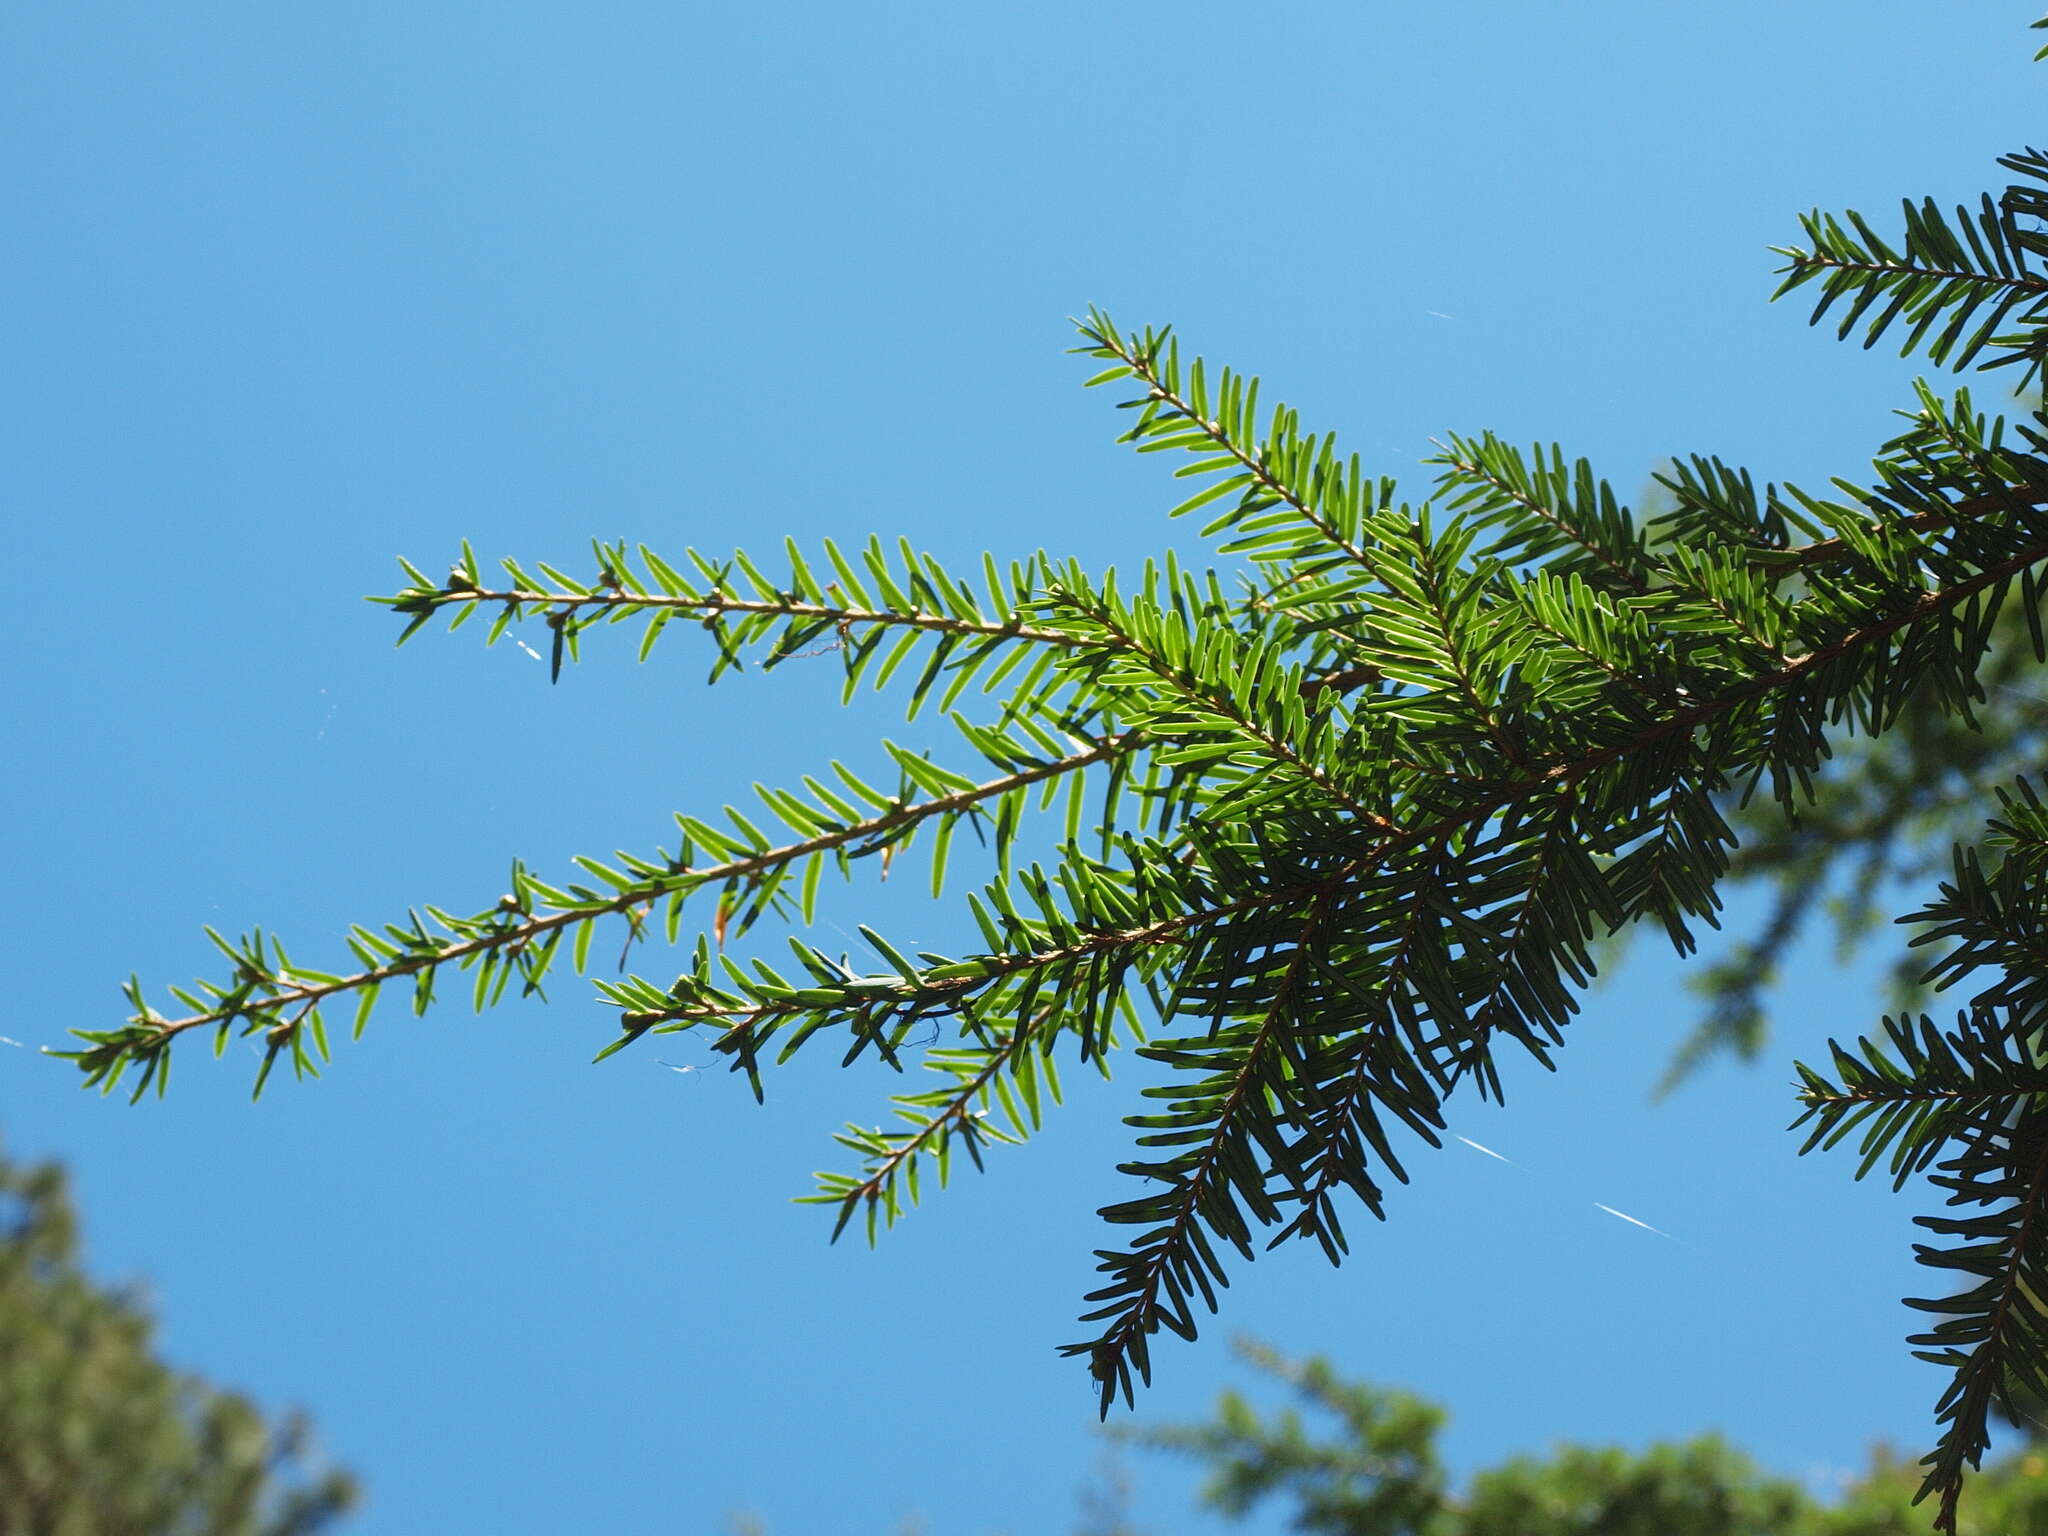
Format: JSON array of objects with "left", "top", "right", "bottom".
[{"left": 0, "top": 1141, "right": 357, "bottom": 1535}]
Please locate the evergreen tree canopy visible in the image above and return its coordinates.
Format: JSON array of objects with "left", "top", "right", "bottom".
[
  {"left": 0, "top": 1142, "right": 356, "bottom": 1535},
  {"left": 74, "top": 18, "right": 2048, "bottom": 1530},
  {"left": 1122, "top": 1339, "right": 2048, "bottom": 1536}
]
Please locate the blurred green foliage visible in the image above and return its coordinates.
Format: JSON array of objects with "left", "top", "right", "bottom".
[
  {"left": 0, "top": 1141, "right": 357, "bottom": 1535},
  {"left": 1122, "top": 1339, "right": 2048, "bottom": 1535}
]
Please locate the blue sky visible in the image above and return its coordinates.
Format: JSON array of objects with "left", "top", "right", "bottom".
[{"left": 6, "top": 3, "right": 2046, "bottom": 1531}]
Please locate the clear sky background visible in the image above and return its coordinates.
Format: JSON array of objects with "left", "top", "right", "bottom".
[{"left": 6, "top": 4, "right": 2046, "bottom": 1532}]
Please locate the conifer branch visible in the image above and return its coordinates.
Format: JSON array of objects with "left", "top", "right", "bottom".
[
  {"left": 105, "top": 515, "right": 2048, "bottom": 1096},
  {"left": 1771, "top": 188, "right": 2048, "bottom": 379},
  {"left": 628, "top": 517, "right": 2048, "bottom": 1038},
  {"left": 1070, "top": 892, "right": 1335, "bottom": 1412},
  {"left": 1051, "top": 589, "right": 1395, "bottom": 829},
  {"left": 1269, "top": 887, "right": 1442, "bottom": 1259},
  {"left": 1426, "top": 435, "right": 1650, "bottom": 594},
  {"left": 394, "top": 582, "right": 1086, "bottom": 652},
  {"left": 1767, "top": 486, "right": 2048, "bottom": 572},
  {"left": 89, "top": 733, "right": 1144, "bottom": 1070},
  {"left": 1786, "top": 255, "right": 2046, "bottom": 296},
  {"left": 812, "top": 1005, "right": 1060, "bottom": 1242},
  {"left": 1918, "top": 1124, "right": 2048, "bottom": 1533},
  {"left": 610, "top": 899, "right": 1246, "bottom": 1034},
  {"left": 1080, "top": 320, "right": 1378, "bottom": 571}
]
